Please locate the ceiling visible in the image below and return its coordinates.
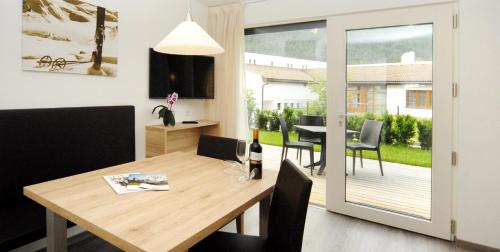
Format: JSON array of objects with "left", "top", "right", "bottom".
[{"left": 196, "top": 0, "right": 249, "bottom": 7}]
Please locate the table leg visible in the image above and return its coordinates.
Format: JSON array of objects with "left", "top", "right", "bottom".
[
  {"left": 236, "top": 214, "right": 244, "bottom": 234},
  {"left": 317, "top": 134, "right": 327, "bottom": 175},
  {"left": 46, "top": 209, "right": 67, "bottom": 252},
  {"left": 259, "top": 194, "right": 271, "bottom": 239}
]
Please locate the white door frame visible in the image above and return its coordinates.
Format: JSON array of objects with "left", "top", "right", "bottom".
[{"left": 326, "top": 3, "right": 455, "bottom": 240}]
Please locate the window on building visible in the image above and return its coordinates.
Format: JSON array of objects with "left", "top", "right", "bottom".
[
  {"left": 277, "top": 103, "right": 281, "bottom": 110},
  {"left": 406, "top": 90, "right": 432, "bottom": 109},
  {"left": 347, "top": 85, "right": 387, "bottom": 114}
]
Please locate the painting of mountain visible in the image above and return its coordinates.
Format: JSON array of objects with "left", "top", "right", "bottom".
[{"left": 22, "top": 0, "right": 118, "bottom": 77}]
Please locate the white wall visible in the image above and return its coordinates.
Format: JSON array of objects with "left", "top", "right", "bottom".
[
  {"left": 0, "top": 0, "right": 211, "bottom": 160},
  {"left": 456, "top": 0, "right": 500, "bottom": 249},
  {"left": 263, "top": 82, "right": 317, "bottom": 111},
  {"left": 246, "top": 0, "right": 500, "bottom": 249},
  {"left": 386, "top": 85, "right": 432, "bottom": 118},
  {"left": 245, "top": 0, "right": 451, "bottom": 26}
]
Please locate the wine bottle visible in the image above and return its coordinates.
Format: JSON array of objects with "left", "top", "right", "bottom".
[{"left": 249, "top": 128, "right": 262, "bottom": 179}]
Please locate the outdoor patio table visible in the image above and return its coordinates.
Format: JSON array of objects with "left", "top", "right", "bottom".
[{"left": 294, "top": 125, "right": 357, "bottom": 175}]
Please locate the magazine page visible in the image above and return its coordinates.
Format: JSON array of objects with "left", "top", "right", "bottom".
[
  {"left": 103, "top": 173, "right": 135, "bottom": 195},
  {"left": 127, "top": 173, "right": 170, "bottom": 191}
]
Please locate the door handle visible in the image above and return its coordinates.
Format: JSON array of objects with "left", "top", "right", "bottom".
[{"left": 336, "top": 113, "right": 346, "bottom": 127}]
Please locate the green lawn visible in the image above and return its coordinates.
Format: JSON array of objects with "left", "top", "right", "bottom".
[{"left": 259, "top": 130, "right": 431, "bottom": 168}]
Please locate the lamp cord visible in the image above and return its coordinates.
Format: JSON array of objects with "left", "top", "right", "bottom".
[{"left": 186, "top": 0, "right": 192, "bottom": 21}]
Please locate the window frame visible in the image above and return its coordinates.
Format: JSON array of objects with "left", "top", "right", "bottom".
[{"left": 406, "top": 90, "right": 432, "bottom": 109}]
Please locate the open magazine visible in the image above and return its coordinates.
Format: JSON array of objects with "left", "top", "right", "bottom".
[{"left": 103, "top": 173, "right": 170, "bottom": 195}]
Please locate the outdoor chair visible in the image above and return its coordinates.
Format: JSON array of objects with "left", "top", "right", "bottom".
[
  {"left": 297, "top": 115, "right": 324, "bottom": 164},
  {"left": 279, "top": 118, "right": 315, "bottom": 175},
  {"left": 346, "top": 120, "right": 384, "bottom": 176},
  {"left": 190, "top": 159, "right": 313, "bottom": 252}
]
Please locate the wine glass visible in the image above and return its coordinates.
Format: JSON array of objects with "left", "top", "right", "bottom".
[{"left": 236, "top": 140, "right": 248, "bottom": 171}]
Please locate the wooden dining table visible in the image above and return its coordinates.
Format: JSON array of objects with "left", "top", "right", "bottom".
[
  {"left": 295, "top": 125, "right": 357, "bottom": 175},
  {"left": 24, "top": 152, "right": 278, "bottom": 252}
]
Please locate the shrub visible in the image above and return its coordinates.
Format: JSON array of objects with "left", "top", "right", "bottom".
[
  {"left": 282, "top": 107, "right": 297, "bottom": 130},
  {"left": 417, "top": 119, "right": 432, "bottom": 149},
  {"left": 347, "top": 114, "right": 365, "bottom": 132},
  {"left": 255, "top": 109, "right": 269, "bottom": 130},
  {"left": 268, "top": 110, "right": 281, "bottom": 131},
  {"left": 394, "top": 115, "right": 417, "bottom": 145},
  {"left": 347, "top": 113, "right": 375, "bottom": 132},
  {"left": 379, "top": 112, "right": 395, "bottom": 144}
]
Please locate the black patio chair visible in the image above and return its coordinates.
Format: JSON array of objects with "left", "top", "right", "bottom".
[
  {"left": 346, "top": 120, "right": 384, "bottom": 176},
  {"left": 279, "top": 118, "right": 315, "bottom": 175},
  {"left": 189, "top": 159, "right": 313, "bottom": 252},
  {"left": 297, "top": 115, "right": 324, "bottom": 164}
]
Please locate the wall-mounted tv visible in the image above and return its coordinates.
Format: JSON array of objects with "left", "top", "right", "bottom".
[{"left": 149, "top": 48, "right": 214, "bottom": 99}]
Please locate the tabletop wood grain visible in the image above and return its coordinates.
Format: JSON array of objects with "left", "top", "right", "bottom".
[{"left": 24, "top": 152, "right": 277, "bottom": 252}]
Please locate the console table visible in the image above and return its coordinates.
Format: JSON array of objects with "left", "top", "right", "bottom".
[{"left": 145, "top": 120, "right": 220, "bottom": 158}]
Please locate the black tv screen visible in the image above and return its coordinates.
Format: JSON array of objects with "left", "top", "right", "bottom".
[{"left": 149, "top": 49, "right": 214, "bottom": 99}]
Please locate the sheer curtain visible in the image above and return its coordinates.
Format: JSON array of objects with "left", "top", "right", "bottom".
[{"left": 208, "top": 3, "right": 248, "bottom": 139}]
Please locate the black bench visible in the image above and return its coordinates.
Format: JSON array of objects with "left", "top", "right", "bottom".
[{"left": 0, "top": 106, "right": 136, "bottom": 251}]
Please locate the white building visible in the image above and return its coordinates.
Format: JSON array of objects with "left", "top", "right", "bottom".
[
  {"left": 245, "top": 53, "right": 432, "bottom": 119},
  {"left": 245, "top": 53, "right": 323, "bottom": 112}
]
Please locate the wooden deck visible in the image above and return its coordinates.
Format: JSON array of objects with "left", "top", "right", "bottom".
[{"left": 261, "top": 144, "right": 431, "bottom": 219}]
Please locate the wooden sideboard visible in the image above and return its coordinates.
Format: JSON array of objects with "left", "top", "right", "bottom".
[{"left": 145, "top": 120, "right": 220, "bottom": 158}]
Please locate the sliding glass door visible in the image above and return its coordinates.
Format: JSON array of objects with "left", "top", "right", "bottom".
[{"left": 326, "top": 4, "right": 454, "bottom": 239}]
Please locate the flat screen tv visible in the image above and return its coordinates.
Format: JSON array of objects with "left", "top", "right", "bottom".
[{"left": 149, "top": 48, "right": 214, "bottom": 99}]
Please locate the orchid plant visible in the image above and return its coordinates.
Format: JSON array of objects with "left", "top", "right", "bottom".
[{"left": 152, "top": 92, "right": 178, "bottom": 126}]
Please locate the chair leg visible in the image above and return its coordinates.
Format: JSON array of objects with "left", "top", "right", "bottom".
[
  {"left": 309, "top": 148, "right": 314, "bottom": 176},
  {"left": 236, "top": 214, "right": 244, "bottom": 234},
  {"left": 360, "top": 150, "right": 364, "bottom": 168},
  {"left": 285, "top": 147, "right": 288, "bottom": 159},
  {"left": 352, "top": 149, "right": 356, "bottom": 176},
  {"left": 299, "top": 148, "right": 303, "bottom": 165},
  {"left": 377, "top": 148, "right": 384, "bottom": 176},
  {"left": 296, "top": 148, "right": 300, "bottom": 159},
  {"left": 281, "top": 146, "right": 285, "bottom": 161}
]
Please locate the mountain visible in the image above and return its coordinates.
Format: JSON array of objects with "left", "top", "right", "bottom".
[{"left": 22, "top": 0, "right": 117, "bottom": 23}]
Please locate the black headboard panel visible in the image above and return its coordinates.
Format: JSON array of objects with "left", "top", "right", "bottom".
[{"left": 0, "top": 106, "right": 135, "bottom": 250}]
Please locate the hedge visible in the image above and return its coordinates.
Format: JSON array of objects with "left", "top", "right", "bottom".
[
  {"left": 417, "top": 119, "right": 432, "bottom": 149},
  {"left": 256, "top": 108, "right": 432, "bottom": 149},
  {"left": 347, "top": 112, "right": 431, "bottom": 148}
]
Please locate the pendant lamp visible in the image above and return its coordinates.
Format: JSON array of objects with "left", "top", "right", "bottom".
[{"left": 154, "top": 0, "right": 224, "bottom": 55}]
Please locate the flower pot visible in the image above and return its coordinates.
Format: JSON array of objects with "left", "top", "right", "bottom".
[{"left": 163, "top": 110, "right": 176, "bottom": 127}]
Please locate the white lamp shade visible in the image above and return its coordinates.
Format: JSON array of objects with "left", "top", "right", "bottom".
[{"left": 154, "top": 20, "right": 224, "bottom": 55}]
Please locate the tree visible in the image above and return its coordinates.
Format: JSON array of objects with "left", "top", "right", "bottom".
[
  {"left": 307, "top": 78, "right": 326, "bottom": 116},
  {"left": 246, "top": 90, "right": 257, "bottom": 126}
]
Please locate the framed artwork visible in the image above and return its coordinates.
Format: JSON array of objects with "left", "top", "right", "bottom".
[{"left": 22, "top": 0, "right": 118, "bottom": 77}]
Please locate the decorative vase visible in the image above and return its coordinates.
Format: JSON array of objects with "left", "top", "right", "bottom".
[{"left": 163, "top": 110, "right": 175, "bottom": 127}]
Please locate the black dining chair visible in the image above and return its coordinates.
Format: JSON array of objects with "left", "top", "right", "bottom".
[
  {"left": 189, "top": 159, "right": 313, "bottom": 252},
  {"left": 346, "top": 120, "right": 384, "bottom": 176},
  {"left": 297, "top": 115, "right": 324, "bottom": 164},
  {"left": 197, "top": 134, "right": 244, "bottom": 233},
  {"left": 279, "top": 118, "right": 315, "bottom": 175},
  {"left": 197, "top": 134, "right": 240, "bottom": 163}
]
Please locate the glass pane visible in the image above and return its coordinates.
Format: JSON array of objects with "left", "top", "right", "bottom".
[
  {"left": 418, "top": 91, "right": 426, "bottom": 108},
  {"left": 345, "top": 24, "right": 433, "bottom": 220},
  {"left": 245, "top": 22, "right": 327, "bottom": 206}
]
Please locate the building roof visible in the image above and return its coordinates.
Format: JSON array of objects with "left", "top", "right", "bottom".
[
  {"left": 347, "top": 62, "right": 432, "bottom": 84},
  {"left": 247, "top": 61, "right": 433, "bottom": 84},
  {"left": 246, "top": 64, "right": 313, "bottom": 83}
]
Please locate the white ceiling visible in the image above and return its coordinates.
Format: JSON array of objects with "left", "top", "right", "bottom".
[{"left": 196, "top": 0, "right": 246, "bottom": 7}]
